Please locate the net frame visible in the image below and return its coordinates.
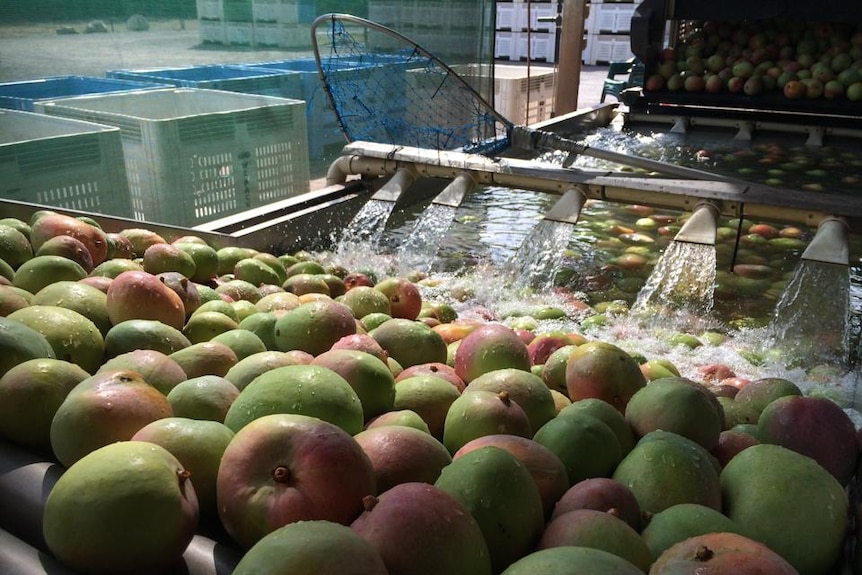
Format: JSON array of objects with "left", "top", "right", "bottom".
[{"left": 311, "top": 12, "right": 513, "bottom": 156}]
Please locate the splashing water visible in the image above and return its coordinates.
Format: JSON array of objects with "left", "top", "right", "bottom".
[
  {"left": 505, "top": 219, "right": 575, "bottom": 290},
  {"left": 630, "top": 241, "right": 718, "bottom": 328},
  {"left": 766, "top": 260, "right": 851, "bottom": 367},
  {"left": 336, "top": 199, "right": 397, "bottom": 257},
  {"left": 397, "top": 203, "right": 458, "bottom": 273}
]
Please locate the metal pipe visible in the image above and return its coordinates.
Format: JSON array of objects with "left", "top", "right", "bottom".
[
  {"left": 674, "top": 201, "right": 720, "bottom": 245},
  {"left": 325, "top": 154, "right": 392, "bottom": 186},
  {"left": 371, "top": 166, "right": 417, "bottom": 202},
  {"left": 543, "top": 187, "right": 588, "bottom": 225},
  {"left": 432, "top": 172, "right": 476, "bottom": 207},
  {"left": 801, "top": 216, "right": 850, "bottom": 266}
]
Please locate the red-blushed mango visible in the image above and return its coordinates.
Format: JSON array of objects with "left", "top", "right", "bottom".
[
  {"left": 374, "top": 277, "right": 422, "bottom": 320},
  {"left": 454, "top": 323, "right": 531, "bottom": 383},
  {"left": 393, "top": 374, "right": 461, "bottom": 439},
  {"left": 233, "top": 520, "right": 388, "bottom": 575},
  {"left": 757, "top": 394, "right": 858, "bottom": 486},
  {"left": 734, "top": 377, "right": 802, "bottom": 413},
  {"left": 464, "top": 368, "right": 556, "bottom": 433},
  {"left": 330, "top": 333, "right": 389, "bottom": 364},
  {"left": 105, "top": 232, "right": 135, "bottom": 260},
  {"left": 217, "top": 413, "right": 376, "bottom": 550},
  {"left": 565, "top": 340, "right": 646, "bottom": 413},
  {"left": 98, "top": 349, "right": 187, "bottom": 395},
  {"left": 169, "top": 341, "right": 238, "bottom": 379},
  {"left": 354, "top": 425, "right": 452, "bottom": 492},
  {"left": 541, "top": 344, "right": 578, "bottom": 393},
  {"left": 364, "top": 409, "right": 431, "bottom": 435},
  {"left": 551, "top": 477, "right": 641, "bottom": 531},
  {"left": 43, "top": 441, "right": 198, "bottom": 574},
  {"left": 29, "top": 211, "right": 108, "bottom": 265},
  {"left": 50, "top": 370, "right": 173, "bottom": 468},
  {"left": 397, "top": 362, "right": 465, "bottom": 392},
  {"left": 433, "top": 319, "right": 482, "bottom": 344},
  {"left": 537, "top": 509, "right": 652, "bottom": 572},
  {"left": 143, "top": 243, "right": 196, "bottom": 278},
  {"left": 35, "top": 234, "right": 94, "bottom": 272},
  {"left": 106, "top": 270, "right": 185, "bottom": 330},
  {"left": 711, "top": 429, "right": 759, "bottom": 468},
  {"left": 455, "top": 434, "right": 569, "bottom": 521},
  {"left": 118, "top": 227, "right": 167, "bottom": 258},
  {"left": 351, "top": 482, "right": 491, "bottom": 575},
  {"left": 625, "top": 377, "right": 724, "bottom": 450},
  {"left": 156, "top": 271, "right": 202, "bottom": 319},
  {"left": 442, "top": 390, "right": 532, "bottom": 454},
  {"left": 526, "top": 332, "right": 577, "bottom": 367},
  {"left": 650, "top": 532, "right": 798, "bottom": 574}
]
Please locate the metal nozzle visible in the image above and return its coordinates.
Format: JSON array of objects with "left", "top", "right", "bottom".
[
  {"left": 801, "top": 216, "right": 849, "bottom": 266},
  {"left": 543, "top": 188, "right": 587, "bottom": 225},
  {"left": 371, "top": 166, "right": 416, "bottom": 202},
  {"left": 673, "top": 201, "right": 720, "bottom": 245},
  {"left": 432, "top": 172, "right": 476, "bottom": 208}
]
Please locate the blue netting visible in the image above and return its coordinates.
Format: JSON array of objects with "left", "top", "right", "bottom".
[{"left": 312, "top": 14, "right": 512, "bottom": 156}]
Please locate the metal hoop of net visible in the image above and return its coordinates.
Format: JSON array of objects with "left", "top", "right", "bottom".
[{"left": 311, "top": 13, "right": 512, "bottom": 155}]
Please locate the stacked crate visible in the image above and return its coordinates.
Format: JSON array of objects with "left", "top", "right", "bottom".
[
  {"left": 368, "top": 0, "right": 487, "bottom": 60},
  {"left": 582, "top": 0, "right": 639, "bottom": 65},
  {"left": 196, "top": 0, "right": 315, "bottom": 49},
  {"left": 495, "top": 0, "right": 558, "bottom": 63},
  {"left": 494, "top": 0, "right": 640, "bottom": 66}
]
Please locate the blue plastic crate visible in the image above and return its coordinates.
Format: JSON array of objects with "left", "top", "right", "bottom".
[
  {"left": 0, "top": 76, "right": 169, "bottom": 112},
  {"left": 106, "top": 64, "right": 303, "bottom": 100}
]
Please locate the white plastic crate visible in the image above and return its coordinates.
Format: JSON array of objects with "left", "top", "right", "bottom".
[
  {"left": 35, "top": 89, "right": 310, "bottom": 227},
  {"left": 368, "top": 1, "right": 411, "bottom": 30},
  {"left": 0, "top": 109, "right": 132, "bottom": 217},
  {"left": 584, "top": 3, "right": 636, "bottom": 34},
  {"left": 496, "top": 3, "right": 516, "bottom": 30},
  {"left": 226, "top": 22, "right": 254, "bottom": 46},
  {"left": 250, "top": 22, "right": 310, "bottom": 48},
  {"left": 494, "top": 64, "right": 556, "bottom": 125},
  {"left": 252, "top": 0, "right": 315, "bottom": 24},
  {"left": 196, "top": 0, "right": 223, "bottom": 20},
  {"left": 515, "top": 30, "right": 558, "bottom": 62},
  {"left": 199, "top": 19, "right": 227, "bottom": 44},
  {"left": 582, "top": 34, "right": 634, "bottom": 65},
  {"left": 514, "top": 3, "right": 558, "bottom": 32},
  {"left": 495, "top": 31, "right": 518, "bottom": 60}
]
